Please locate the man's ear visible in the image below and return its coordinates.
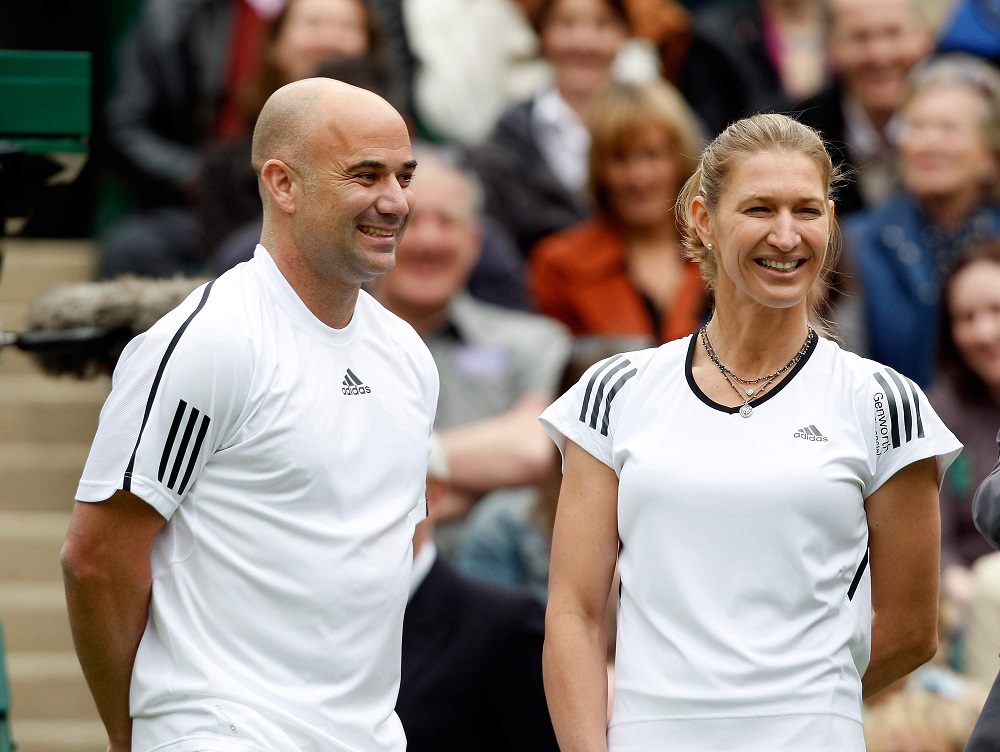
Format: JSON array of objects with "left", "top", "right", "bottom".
[{"left": 260, "top": 159, "right": 299, "bottom": 214}]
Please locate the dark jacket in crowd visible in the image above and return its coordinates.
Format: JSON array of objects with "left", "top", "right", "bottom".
[
  {"left": 784, "top": 81, "right": 866, "bottom": 217},
  {"left": 397, "top": 557, "right": 559, "bottom": 752},
  {"left": 469, "top": 100, "right": 589, "bottom": 258},
  {"left": 106, "top": 0, "right": 234, "bottom": 208},
  {"left": 680, "top": 0, "right": 787, "bottom": 137}
]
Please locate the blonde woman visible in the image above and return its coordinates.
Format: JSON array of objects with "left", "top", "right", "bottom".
[{"left": 539, "top": 113, "right": 962, "bottom": 751}]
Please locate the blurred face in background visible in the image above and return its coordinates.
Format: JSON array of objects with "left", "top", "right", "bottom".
[
  {"left": 601, "top": 122, "right": 682, "bottom": 231},
  {"left": 272, "top": 0, "right": 372, "bottom": 82},
  {"left": 949, "top": 259, "right": 1000, "bottom": 394},
  {"left": 377, "top": 160, "right": 482, "bottom": 317},
  {"left": 898, "top": 83, "right": 998, "bottom": 206},
  {"left": 540, "top": 0, "right": 627, "bottom": 102},
  {"left": 829, "top": 0, "right": 931, "bottom": 123}
]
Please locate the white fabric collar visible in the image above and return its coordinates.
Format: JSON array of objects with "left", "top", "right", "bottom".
[
  {"left": 842, "top": 94, "right": 901, "bottom": 163},
  {"left": 531, "top": 87, "right": 590, "bottom": 193}
]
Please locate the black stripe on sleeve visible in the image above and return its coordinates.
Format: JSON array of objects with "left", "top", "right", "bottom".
[
  {"left": 589, "top": 360, "right": 631, "bottom": 430},
  {"left": 873, "top": 372, "right": 901, "bottom": 449},
  {"left": 848, "top": 548, "right": 869, "bottom": 601},
  {"left": 600, "top": 368, "right": 637, "bottom": 436},
  {"left": 177, "top": 414, "right": 211, "bottom": 496},
  {"left": 123, "top": 281, "right": 215, "bottom": 492},
  {"left": 907, "top": 377, "right": 925, "bottom": 439},
  {"left": 579, "top": 355, "right": 624, "bottom": 423},
  {"left": 886, "top": 369, "right": 913, "bottom": 443},
  {"left": 158, "top": 400, "right": 187, "bottom": 482},
  {"left": 168, "top": 408, "right": 200, "bottom": 490}
]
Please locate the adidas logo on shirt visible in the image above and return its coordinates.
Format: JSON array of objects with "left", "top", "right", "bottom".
[
  {"left": 341, "top": 368, "right": 371, "bottom": 395},
  {"left": 793, "top": 425, "right": 828, "bottom": 442}
]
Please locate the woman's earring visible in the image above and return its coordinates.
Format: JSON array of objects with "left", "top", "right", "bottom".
[{"left": 706, "top": 243, "right": 714, "bottom": 252}]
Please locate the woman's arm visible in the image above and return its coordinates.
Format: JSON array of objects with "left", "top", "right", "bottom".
[
  {"left": 544, "top": 440, "right": 621, "bottom": 752},
  {"left": 863, "top": 456, "right": 941, "bottom": 698}
]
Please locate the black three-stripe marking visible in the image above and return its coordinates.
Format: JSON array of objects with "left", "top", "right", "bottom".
[
  {"left": 874, "top": 368, "right": 925, "bottom": 449},
  {"left": 848, "top": 548, "right": 869, "bottom": 601},
  {"left": 579, "top": 356, "right": 637, "bottom": 436},
  {"left": 124, "top": 281, "right": 214, "bottom": 493},
  {"left": 158, "top": 400, "right": 212, "bottom": 495}
]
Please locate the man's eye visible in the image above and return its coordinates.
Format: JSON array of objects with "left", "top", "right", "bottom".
[{"left": 399, "top": 173, "right": 414, "bottom": 185}]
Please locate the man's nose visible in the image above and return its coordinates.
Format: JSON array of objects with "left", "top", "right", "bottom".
[{"left": 377, "top": 177, "right": 410, "bottom": 217}]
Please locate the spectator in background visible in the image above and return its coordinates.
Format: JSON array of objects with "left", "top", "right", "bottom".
[
  {"left": 864, "top": 689, "right": 985, "bottom": 752},
  {"left": 470, "top": 0, "right": 632, "bottom": 257},
  {"left": 680, "top": 0, "right": 829, "bottom": 138},
  {"left": 937, "top": 0, "right": 1000, "bottom": 67},
  {"left": 529, "top": 80, "right": 707, "bottom": 344},
  {"left": 788, "top": 0, "right": 933, "bottom": 217},
  {"left": 847, "top": 53, "right": 1000, "bottom": 387},
  {"left": 396, "top": 436, "right": 558, "bottom": 752},
  {"left": 967, "top": 430, "right": 1000, "bottom": 750},
  {"left": 405, "top": 0, "right": 550, "bottom": 146},
  {"left": 100, "top": 0, "right": 278, "bottom": 280},
  {"left": 929, "top": 242, "right": 1000, "bottom": 612},
  {"left": 454, "top": 336, "right": 644, "bottom": 602},
  {"left": 370, "top": 147, "right": 571, "bottom": 549},
  {"left": 197, "top": 0, "right": 393, "bottom": 271}
]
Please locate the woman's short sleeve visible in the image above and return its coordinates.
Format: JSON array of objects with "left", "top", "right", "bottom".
[
  {"left": 863, "top": 365, "right": 964, "bottom": 498},
  {"left": 539, "top": 352, "right": 646, "bottom": 472}
]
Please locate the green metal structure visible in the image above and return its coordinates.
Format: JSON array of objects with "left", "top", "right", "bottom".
[
  {"left": 0, "top": 622, "right": 14, "bottom": 752},
  {"left": 0, "top": 50, "right": 90, "bottom": 155}
]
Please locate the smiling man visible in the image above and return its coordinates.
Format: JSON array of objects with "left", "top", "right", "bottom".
[
  {"left": 784, "top": 0, "right": 932, "bottom": 216},
  {"left": 61, "top": 78, "right": 439, "bottom": 752}
]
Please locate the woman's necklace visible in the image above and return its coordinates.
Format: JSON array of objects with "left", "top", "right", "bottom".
[{"left": 700, "top": 325, "right": 815, "bottom": 418}]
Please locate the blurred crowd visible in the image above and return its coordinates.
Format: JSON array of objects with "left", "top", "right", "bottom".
[{"left": 67, "top": 0, "right": 1000, "bottom": 746}]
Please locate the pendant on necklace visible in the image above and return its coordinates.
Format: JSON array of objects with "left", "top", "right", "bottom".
[
  {"left": 740, "top": 404, "right": 753, "bottom": 418},
  {"left": 745, "top": 388, "right": 754, "bottom": 396}
]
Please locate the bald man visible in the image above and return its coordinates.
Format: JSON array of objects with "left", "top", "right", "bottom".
[{"left": 62, "top": 79, "right": 439, "bottom": 752}]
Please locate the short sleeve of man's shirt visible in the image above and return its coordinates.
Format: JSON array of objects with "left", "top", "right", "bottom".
[
  {"left": 539, "top": 350, "right": 651, "bottom": 473},
  {"left": 76, "top": 282, "right": 252, "bottom": 518},
  {"left": 861, "top": 364, "right": 963, "bottom": 498}
]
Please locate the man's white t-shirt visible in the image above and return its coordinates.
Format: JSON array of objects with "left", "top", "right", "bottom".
[
  {"left": 77, "top": 246, "right": 439, "bottom": 752},
  {"left": 540, "top": 334, "right": 961, "bottom": 752}
]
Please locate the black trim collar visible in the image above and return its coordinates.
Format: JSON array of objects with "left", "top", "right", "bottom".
[{"left": 684, "top": 330, "right": 818, "bottom": 415}]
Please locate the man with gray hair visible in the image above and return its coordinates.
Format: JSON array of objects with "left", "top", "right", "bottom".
[
  {"left": 62, "top": 78, "right": 438, "bottom": 751},
  {"left": 787, "top": 0, "right": 933, "bottom": 215},
  {"left": 371, "top": 146, "right": 571, "bottom": 541}
]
